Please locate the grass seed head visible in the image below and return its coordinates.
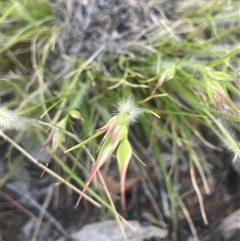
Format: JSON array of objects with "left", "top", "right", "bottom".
[
  {"left": 115, "top": 98, "right": 143, "bottom": 125},
  {"left": 0, "top": 106, "right": 25, "bottom": 131}
]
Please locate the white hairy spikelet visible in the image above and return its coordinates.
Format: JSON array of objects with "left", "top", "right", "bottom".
[
  {"left": 115, "top": 97, "right": 143, "bottom": 125},
  {"left": 0, "top": 106, "right": 25, "bottom": 130},
  {"left": 232, "top": 143, "right": 240, "bottom": 163},
  {"left": 217, "top": 117, "right": 240, "bottom": 163}
]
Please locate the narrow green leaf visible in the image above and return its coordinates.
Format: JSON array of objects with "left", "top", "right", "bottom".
[
  {"left": 132, "top": 152, "right": 145, "bottom": 166},
  {"left": 65, "top": 130, "right": 104, "bottom": 153},
  {"left": 142, "top": 108, "right": 161, "bottom": 119}
]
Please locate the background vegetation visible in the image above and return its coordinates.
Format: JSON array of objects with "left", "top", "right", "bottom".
[{"left": 1, "top": 0, "right": 239, "bottom": 240}]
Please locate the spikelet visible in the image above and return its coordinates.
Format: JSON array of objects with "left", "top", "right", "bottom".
[{"left": 0, "top": 106, "right": 25, "bottom": 131}]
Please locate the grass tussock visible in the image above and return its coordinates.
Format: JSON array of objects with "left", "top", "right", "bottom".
[{"left": 1, "top": 0, "right": 239, "bottom": 240}]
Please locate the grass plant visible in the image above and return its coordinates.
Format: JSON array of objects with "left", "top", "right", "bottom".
[{"left": 1, "top": 0, "right": 239, "bottom": 240}]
